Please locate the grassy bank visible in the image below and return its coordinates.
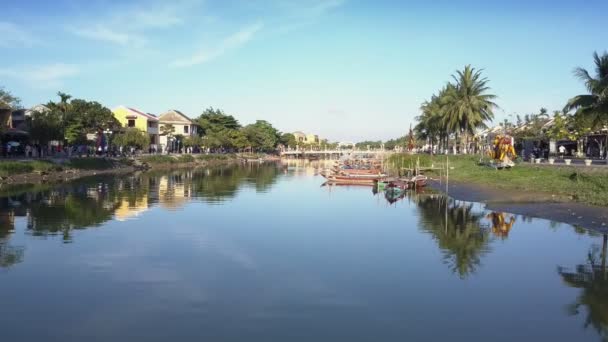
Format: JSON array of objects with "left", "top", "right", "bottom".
[
  {"left": 0, "top": 160, "right": 60, "bottom": 177},
  {"left": 387, "top": 154, "right": 608, "bottom": 206},
  {"left": 139, "top": 154, "right": 237, "bottom": 166},
  {"left": 0, "top": 158, "right": 131, "bottom": 178}
]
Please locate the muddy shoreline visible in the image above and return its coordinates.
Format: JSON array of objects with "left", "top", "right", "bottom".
[{"left": 429, "top": 179, "right": 608, "bottom": 232}]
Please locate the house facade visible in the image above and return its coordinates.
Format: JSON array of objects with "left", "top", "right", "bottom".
[
  {"left": 157, "top": 110, "right": 198, "bottom": 150},
  {"left": 293, "top": 131, "right": 320, "bottom": 144},
  {"left": 112, "top": 106, "right": 159, "bottom": 148}
]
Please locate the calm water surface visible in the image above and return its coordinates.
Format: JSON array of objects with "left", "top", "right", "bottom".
[{"left": 1, "top": 161, "right": 607, "bottom": 341}]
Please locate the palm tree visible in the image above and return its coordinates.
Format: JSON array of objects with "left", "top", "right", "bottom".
[
  {"left": 442, "top": 65, "right": 498, "bottom": 153},
  {"left": 564, "top": 51, "right": 608, "bottom": 129}
]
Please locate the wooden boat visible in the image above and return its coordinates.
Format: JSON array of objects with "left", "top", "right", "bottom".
[
  {"left": 384, "top": 186, "right": 404, "bottom": 203},
  {"left": 325, "top": 174, "right": 385, "bottom": 185},
  {"left": 409, "top": 175, "right": 428, "bottom": 188},
  {"left": 387, "top": 180, "right": 409, "bottom": 191}
]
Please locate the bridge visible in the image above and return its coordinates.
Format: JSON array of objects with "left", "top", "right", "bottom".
[{"left": 280, "top": 149, "right": 394, "bottom": 158}]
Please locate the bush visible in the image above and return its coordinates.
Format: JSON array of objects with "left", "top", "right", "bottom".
[
  {"left": 139, "top": 155, "right": 176, "bottom": 165},
  {"left": 0, "top": 160, "right": 60, "bottom": 177}
]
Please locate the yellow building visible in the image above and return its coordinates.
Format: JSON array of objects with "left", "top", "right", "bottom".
[
  {"left": 112, "top": 106, "right": 160, "bottom": 147},
  {"left": 293, "top": 131, "right": 320, "bottom": 144}
]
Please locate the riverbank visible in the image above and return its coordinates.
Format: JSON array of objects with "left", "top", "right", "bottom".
[
  {"left": 428, "top": 179, "right": 608, "bottom": 232},
  {"left": 388, "top": 154, "right": 608, "bottom": 206},
  {"left": 0, "top": 154, "right": 246, "bottom": 186}
]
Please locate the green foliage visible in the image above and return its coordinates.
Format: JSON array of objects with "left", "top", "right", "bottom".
[
  {"left": 355, "top": 140, "right": 383, "bottom": 149},
  {"left": 177, "top": 154, "right": 195, "bottom": 163},
  {"left": 42, "top": 92, "right": 119, "bottom": 145},
  {"left": 139, "top": 155, "right": 177, "bottom": 165},
  {"left": 0, "top": 86, "right": 20, "bottom": 110},
  {"left": 415, "top": 66, "right": 496, "bottom": 152},
  {"left": 564, "top": 51, "right": 608, "bottom": 130},
  {"left": 28, "top": 109, "right": 63, "bottom": 144},
  {"left": 197, "top": 154, "right": 235, "bottom": 161},
  {"left": 390, "top": 154, "right": 608, "bottom": 206},
  {"left": 112, "top": 128, "right": 150, "bottom": 149},
  {"left": 242, "top": 120, "right": 280, "bottom": 152},
  {"left": 196, "top": 107, "right": 241, "bottom": 135},
  {"left": 183, "top": 135, "right": 204, "bottom": 147},
  {"left": 0, "top": 160, "right": 60, "bottom": 177},
  {"left": 279, "top": 133, "right": 297, "bottom": 147},
  {"left": 160, "top": 123, "right": 175, "bottom": 137}
]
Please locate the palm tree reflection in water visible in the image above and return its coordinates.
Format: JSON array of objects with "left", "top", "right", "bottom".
[
  {"left": 415, "top": 195, "right": 492, "bottom": 279},
  {"left": 559, "top": 233, "right": 608, "bottom": 341}
]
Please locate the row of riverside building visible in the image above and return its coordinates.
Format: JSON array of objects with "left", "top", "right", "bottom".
[{"left": 1, "top": 105, "right": 200, "bottom": 152}]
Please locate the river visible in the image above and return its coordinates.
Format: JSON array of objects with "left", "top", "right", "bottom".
[{"left": 0, "top": 161, "right": 606, "bottom": 341}]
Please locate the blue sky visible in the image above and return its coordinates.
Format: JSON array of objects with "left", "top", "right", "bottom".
[{"left": 1, "top": 0, "right": 607, "bottom": 141}]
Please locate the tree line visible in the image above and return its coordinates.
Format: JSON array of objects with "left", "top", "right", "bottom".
[
  {"left": 0, "top": 90, "right": 298, "bottom": 153},
  {"left": 413, "top": 51, "right": 608, "bottom": 154}
]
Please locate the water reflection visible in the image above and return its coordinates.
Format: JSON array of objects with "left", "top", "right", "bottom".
[
  {"left": 415, "top": 195, "right": 491, "bottom": 278},
  {"left": 487, "top": 212, "right": 517, "bottom": 239},
  {"left": 0, "top": 163, "right": 281, "bottom": 264},
  {"left": 558, "top": 233, "right": 608, "bottom": 340},
  {"left": 0, "top": 210, "right": 24, "bottom": 268}
]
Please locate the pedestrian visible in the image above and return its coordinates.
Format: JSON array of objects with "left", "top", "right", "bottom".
[{"left": 559, "top": 145, "right": 565, "bottom": 159}]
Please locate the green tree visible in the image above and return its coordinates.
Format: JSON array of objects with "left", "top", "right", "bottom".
[
  {"left": 183, "top": 135, "right": 205, "bottom": 148},
  {"left": 279, "top": 133, "right": 297, "bottom": 148},
  {"left": 160, "top": 123, "right": 175, "bottom": 137},
  {"left": 113, "top": 127, "right": 150, "bottom": 149},
  {"left": 46, "top": 93, "right": 118, "bottom": 145},
  {"left": 228, "top": 129, "right": 250, "bottom": 151},
  {"left": 0, "top": 87, "right": 20, "bottom": 110},
  {"left": 442, "top": 65, "right": 497, "bottom": 153},
  {"left": 243, "top": 120, "right": 280, "bottom": 152},
  {"left": 196, "top": 107, "right": 241, "bottom": 135},
  {"left": 564, "top": 51, "right": 608, "bottom": 130}
]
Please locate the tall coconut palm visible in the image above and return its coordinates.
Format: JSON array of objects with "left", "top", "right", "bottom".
[
  {"left": 442, "top": 65, "right": 498, "bottom": 153},
  {"left": 564, "top": 51, "right": 608, "bottom": 129}
]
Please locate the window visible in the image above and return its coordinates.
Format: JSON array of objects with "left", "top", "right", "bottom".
[
  {"left": 128, "top": 119, "right": 135, "bottom": 127},
  {"left": 184, "top": 125, "right": 189, "bottom": 134}
]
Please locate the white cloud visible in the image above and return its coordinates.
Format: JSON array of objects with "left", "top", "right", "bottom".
[
  {"left": 0, "top": 63, "right": 79, "bottom": 88},
  {"left": 0, "top": 22, "right": 38, "bottom": 48},
  {"left": 70, "top": 25, "right": 146, "bottom": 46},
  {"left": 69, "top": 0, "right": 196, "bottom": 46},
  {"left": 169, "top": 22, "right": 264, "bottom": 68}
]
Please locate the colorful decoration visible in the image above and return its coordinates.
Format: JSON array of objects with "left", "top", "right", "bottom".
[{"left": 489, "top": 135, "right": 516, "bottom": 167}]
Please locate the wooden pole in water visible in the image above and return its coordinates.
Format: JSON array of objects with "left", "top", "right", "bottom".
[{"left": 446, "top": 155, "right": 449, "bottom": 195}]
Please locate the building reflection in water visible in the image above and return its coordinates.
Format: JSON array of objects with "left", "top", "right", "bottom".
[{"left": 0, "top": 163, "right": 282, "bottom": 267}]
